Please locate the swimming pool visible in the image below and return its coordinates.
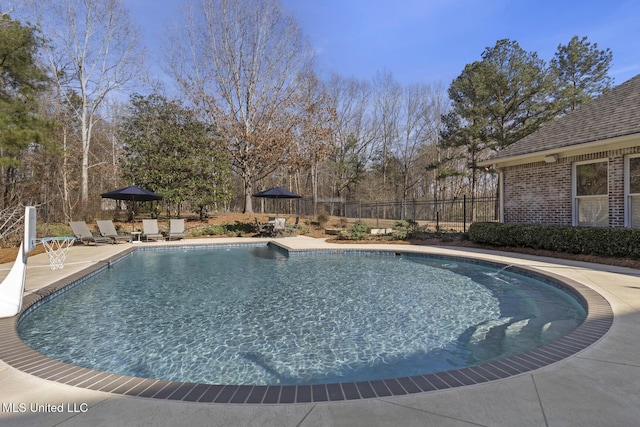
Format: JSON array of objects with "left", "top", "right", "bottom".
[{"left": 18, "top": 244, "right": 586, "bottom": 388}]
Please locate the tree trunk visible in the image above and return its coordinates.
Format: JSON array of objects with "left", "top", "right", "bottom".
[
  {"left": 243, "top": 173, "right": 253, "bottom": 214},
  {"left": 311, "top": 162, "right": 319, "bottom": 217},
  {"left": 61, "top": 129, "right": 72, "bottom": 221}
]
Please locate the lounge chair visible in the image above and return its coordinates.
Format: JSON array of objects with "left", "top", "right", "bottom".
[
  {"left": 168, "top": 219, "right": 185, "bottom": 241},
  {"left": 142, "top": 219, "right": 164, "bottom": 241},
  {"left": 69, "top": 221, "right": 112, "bottom": 245},
  {"left": 96, "top": 220, "right": 131, "bottom": 243}
]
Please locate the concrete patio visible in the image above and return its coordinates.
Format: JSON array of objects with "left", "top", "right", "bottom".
[{"left": 1, "top": 236, "right": 639, "bottom": 426}]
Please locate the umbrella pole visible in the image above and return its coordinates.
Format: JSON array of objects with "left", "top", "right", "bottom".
[{"left": 130, "top": 200, "right": 135, "bottom": 232}]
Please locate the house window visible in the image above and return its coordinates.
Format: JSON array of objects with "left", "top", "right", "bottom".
[
  {"left": 574, "top": 160, "right": 608, "bottom": 226},
  {"left": 627, "top": 155, "right": 640, "bottom": 228}
]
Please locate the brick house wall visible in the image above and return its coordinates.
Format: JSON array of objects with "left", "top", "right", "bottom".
[{"left": 502, "top": 146, "right": 640, "bottom": 226}]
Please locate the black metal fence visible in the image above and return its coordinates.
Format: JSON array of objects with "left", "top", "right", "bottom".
[{"left": 282, "top": 195, "right": 498, "bottom": 232}]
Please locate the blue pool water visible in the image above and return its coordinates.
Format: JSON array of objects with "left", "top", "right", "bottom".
[{"left": 18, "top": 245, "right": 586, "bottom": 386}]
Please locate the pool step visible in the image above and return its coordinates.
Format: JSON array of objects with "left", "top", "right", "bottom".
[
  {"left": 468, "top": 318, "right": 513, "bottom": 361},
  {"left": 502, "top": 319, "right": 533, "bottom": 354},
  {"left": 469, "top": 317, "right": 552, "bottom": 361},
  {"left": 542, "top": 319, "right": 580, "bottom": 343}
]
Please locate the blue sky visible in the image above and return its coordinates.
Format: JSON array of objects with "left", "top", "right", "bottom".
[{"left": 128, "top": 0, "right": 640, "bottom": 87}]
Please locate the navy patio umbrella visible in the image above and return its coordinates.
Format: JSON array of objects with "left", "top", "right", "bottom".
[
  {"left": 252, "top": 186, "right": 302, "bottom": 214},
  {"left": 101, "top": 185, "right": 163, "bottom": 202},
  {"left": 101, "top": 185, "right": 163, "bottom": 227},
  {"left": 252, "top": 186, "right": 302, "bottom": 199}
]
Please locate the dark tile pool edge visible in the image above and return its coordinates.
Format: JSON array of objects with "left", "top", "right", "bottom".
[{"left": 0, "top": 244, "right": 614, "bottom": 404}]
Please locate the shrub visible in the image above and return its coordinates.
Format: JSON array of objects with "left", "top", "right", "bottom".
[
  {"left": 337, "top": 220, "right": 370, "bottom": 240},
  {"left": 226, "top": 221, "right": 254, "bottom": 235},
  {"left": 392, "top": 219, "right": 420, "bottom": 240},
  {"left": 392, "top": 229, "right": 408, "bottom": 240},
  {"left": 393, "top": 220, "right": 409, "bottom": 240},
  {"left": 347, "top": 220, "right": 370, "bottom": 240},
  {"left": 316, "top": 213, "right": 329, "bottom": 227},
  {"left": 37, "top": 223, "right": 72, "bottom": 238},
  {"left": 468, "top": 222, "right": 640, "bottom": 258},
  {"left": 201, "top": 224, "right": 226, "bottom": 236},
  {"left": 196, "top": 221, "right": 254, "bottom": 237}
]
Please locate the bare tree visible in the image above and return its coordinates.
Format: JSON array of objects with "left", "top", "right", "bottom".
[
  {"left": 409, "top": 82, "right": 450, "bottom": 202},
  {"left": 167, "top": 0, "right": 314, "bottom": 213},
  {"left": 44, "top": 86, "right": 83, "bottom": 221},
  {"left": 30, "top": 0, "right": 143, "bottom": 211},
  {"left": 290, "top": 68, "right": 336, "bottom": 216},
  {"left": 393, "top": 83, "right": 444, "bottom": 218},
  {"left": 325, "top": 74, "right": 378, "bottom": 208},
  {"left": 372, "top": 70, "right": 401, "bottom": 200}
]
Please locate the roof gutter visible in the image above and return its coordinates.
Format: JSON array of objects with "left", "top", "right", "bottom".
[{"left": 477, "top": 133, "right": 640, "bottom": 168}]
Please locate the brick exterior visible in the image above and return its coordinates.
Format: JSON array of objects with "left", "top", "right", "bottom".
[{"left": 502, "top": 146, "right": 640, "bottom": 227}]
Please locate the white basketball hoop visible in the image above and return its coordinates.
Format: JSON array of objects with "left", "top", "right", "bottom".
[{"left": 37, "top": 237, "right": 76, "bottom": 270}]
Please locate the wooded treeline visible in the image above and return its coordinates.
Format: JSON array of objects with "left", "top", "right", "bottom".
[{"left": 1, "top": 0, "right": 613, "bottom": 222}]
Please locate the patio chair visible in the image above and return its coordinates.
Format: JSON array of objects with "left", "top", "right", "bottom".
[
  {"left": 254, "top": 218, "right": 272, "bottom": 237},
  {"left": 168, "top": 219, "right": 185, "bottom": 241},
  {"left": 96, "top": 220, "right": 131, "bottom": 243},
  {"left": 287, "top": 216, "right": 300, "bottom": 236},
  {"left": 69, "top": 221, "right": 112, "bottom": 245},
  {"left": 142, "top": 219, "right": 164, "bottom": 241},
  {"left": 272, "top": 217, "right": 286, "bottom": 237}
]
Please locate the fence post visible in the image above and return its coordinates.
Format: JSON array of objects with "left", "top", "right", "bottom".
[{"left": 463, "top": 195, "right": 467, "bottom": 233}]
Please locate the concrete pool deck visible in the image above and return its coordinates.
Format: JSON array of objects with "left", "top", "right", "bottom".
[{"left": 0, "top": 236, "right": 639, "bottom": 426}]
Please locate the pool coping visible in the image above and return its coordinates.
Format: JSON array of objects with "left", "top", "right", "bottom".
[{"left": 0, "top": 242, "right": 613, "bottom": 404}]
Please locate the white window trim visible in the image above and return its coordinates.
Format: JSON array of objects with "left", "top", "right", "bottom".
[
  {"left": 572, "top": 158, "right": 609, "bottom": 226},
  {"left": 624, "top": 154, "right": 640, "bottom": 228}
]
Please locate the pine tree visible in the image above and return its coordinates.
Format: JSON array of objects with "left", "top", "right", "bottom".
[
  {"left": 551, "top": 35, "right": 613, "bottom": 114},
  {"left": 0, "top": 14, "right": 49, "bottom": 206}
]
